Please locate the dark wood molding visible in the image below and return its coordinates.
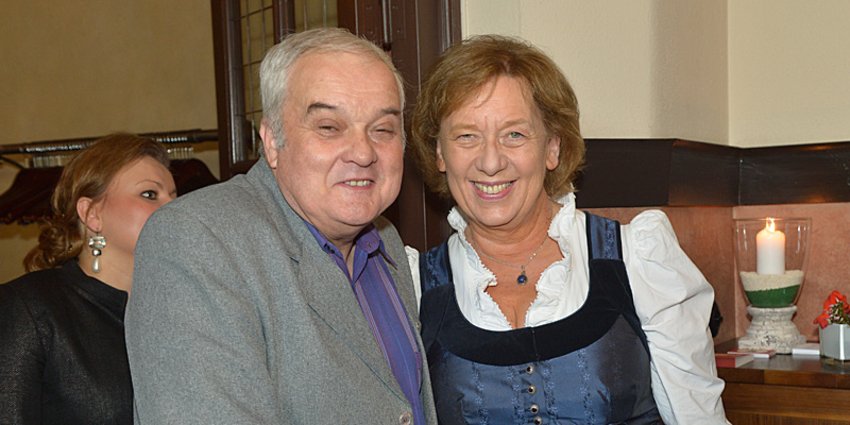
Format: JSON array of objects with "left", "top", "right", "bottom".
[
  {"left": 575, "top": 139, "right": 678, "bottom": 207},
  {"left": 210, "top": 0, "right": 239, "bottom": 180},
  {"left": 210, "top": 0, "right": 256, "bottom": 180},
  {"left": 740, "top": 143, "right": 850, "bottom": 205},
  {"left": 383, "top": 0, "right": 458, "bottom": 251},
  {"left": 575, "top": 139, "right": 850, "bottom": 208}
]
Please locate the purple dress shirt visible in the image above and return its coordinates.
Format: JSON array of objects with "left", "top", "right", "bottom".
[{"left": 305, "top": 222, "right": 425, "bottom": 424}]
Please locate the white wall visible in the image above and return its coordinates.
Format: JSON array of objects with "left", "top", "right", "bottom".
[{"left": 462, "top": 0, "right": 850, "bottom": 148}]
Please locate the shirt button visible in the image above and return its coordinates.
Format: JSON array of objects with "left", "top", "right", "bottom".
[
  {"left": 399, "top": 412, "right": 412, "bottom": 425},
  {"left": 533, "top": 416, "right": 543, "bottom": 425},
  {"left": 529, "top": 404, "right": 539, "bottom": 414},
  {"left": 527, "top": 385, "right": 536, "bottom": 394},
  {"left": 525, "top": 364, "right": 535, "bottom": 374}
]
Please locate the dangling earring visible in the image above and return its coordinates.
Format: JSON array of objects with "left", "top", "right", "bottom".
[{"left": 88, "top": 233, "right": 107, "bottom": 273}]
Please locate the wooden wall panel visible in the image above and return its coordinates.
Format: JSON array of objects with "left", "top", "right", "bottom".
[{"left": 575, "top": 139, "right": 850, "bottom": 208}]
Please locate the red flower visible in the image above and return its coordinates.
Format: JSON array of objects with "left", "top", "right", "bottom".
[
  {"left": 814, "top": 312, "right": 831, "bottom": 328},
  {"left": 823, "top": 290, "right": 848, "bottom": 310},
  {"left": 814, "top": 290, "right": 850, "bottom": 329}
]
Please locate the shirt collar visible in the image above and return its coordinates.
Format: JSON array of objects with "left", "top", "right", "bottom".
[{"left": 303, "top": 220, "right": 396, "bottom": 268}]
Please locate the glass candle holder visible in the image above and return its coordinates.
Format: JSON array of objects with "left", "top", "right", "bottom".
[
  {"left": 734, "top": 217, "right": 812, "bottom": 353},
  {"left": 734, "top": 217, "right": 811, "bottom": 307}
]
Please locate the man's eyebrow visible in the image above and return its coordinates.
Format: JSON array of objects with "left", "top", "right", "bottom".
[
  {"left": 306, "top": 102, "right": 337, "bottom": 114},
  {"left": 381, "top": 108, "right": 402, "bottom": 117},
  {"left": 306, "top": 103, "right": 401, "bottom": 119}
]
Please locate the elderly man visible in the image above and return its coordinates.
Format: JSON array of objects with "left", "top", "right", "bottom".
[{"left": 126, "top": 28, "right": 436, "bottom": 424}]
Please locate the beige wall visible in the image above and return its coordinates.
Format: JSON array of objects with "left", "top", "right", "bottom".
[
  {"left": 729, "top": 1, "right": 850, "bottom": 147},
  {"left": 0, "top": 0, "right": 217, "bottom": 142},
  {"left": 0, "top": 0, "right": 217, "bottom": 281},
  {"left": 462, "top": 0, "right": 850, "bottom": 147}
]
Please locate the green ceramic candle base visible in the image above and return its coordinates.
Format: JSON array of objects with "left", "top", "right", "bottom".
[{"left": 745, "top": 285, "right": 801, "bottom": 308}]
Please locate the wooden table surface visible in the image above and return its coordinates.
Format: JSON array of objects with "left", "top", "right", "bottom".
[{"left": 714, "top": 340, "right": 850, "bottom": 424}]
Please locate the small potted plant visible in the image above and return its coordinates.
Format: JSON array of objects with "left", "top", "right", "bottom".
[{"left": 813, "top": 290, "right": 850, "bottom": 360}]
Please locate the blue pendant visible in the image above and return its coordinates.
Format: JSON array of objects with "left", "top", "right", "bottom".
[{"left": 517, "top": 272, "right": 528, "bottom": 285}]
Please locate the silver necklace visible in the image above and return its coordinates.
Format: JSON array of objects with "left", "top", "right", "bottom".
[{"left": 472, "top": 236, "right": 548, "bottom": 285}]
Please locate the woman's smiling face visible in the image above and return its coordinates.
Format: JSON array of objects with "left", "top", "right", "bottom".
[{"left": 437, "top": 75, "right": 560, "bottom": 232}]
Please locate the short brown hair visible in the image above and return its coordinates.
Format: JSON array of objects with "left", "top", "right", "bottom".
[
  {"left": 24, "top": 133, "right": 170, "bottom": 271},
  {"left": 410, "top": 34, "right": 585, "bottom": 199}
]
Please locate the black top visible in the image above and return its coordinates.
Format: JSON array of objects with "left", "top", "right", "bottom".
[{"left": 0, "top": 260, "right": 132, "bottom": 425}]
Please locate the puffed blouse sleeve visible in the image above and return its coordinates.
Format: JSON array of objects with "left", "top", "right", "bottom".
[{"left": 621, "top": 210, "right": 730, "bottom": 425}]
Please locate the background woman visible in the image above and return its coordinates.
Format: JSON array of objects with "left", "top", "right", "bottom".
[
  {"left": 409, "top": 35, "right": 729, "bottom": 424},
  {"left": 0, "top": 134, "right": 176, "bottom": 424}
]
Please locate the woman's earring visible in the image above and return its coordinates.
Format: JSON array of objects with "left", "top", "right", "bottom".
[{"left": 88, "top": 233, "right": 107, "bottom": 273}]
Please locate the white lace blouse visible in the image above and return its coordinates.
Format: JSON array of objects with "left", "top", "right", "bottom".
[{"left": 406, "top": 193, "right": 730, "bottom": 425}]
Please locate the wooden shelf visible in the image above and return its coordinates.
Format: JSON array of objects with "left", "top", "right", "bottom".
[{"left": 715, "top": 340, "right": 850, "bottom": 424}]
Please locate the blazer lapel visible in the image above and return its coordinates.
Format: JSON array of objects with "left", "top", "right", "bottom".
[
  {"left": 297, "top": 244, "right": 406, "bottom": 401},
  {"left": 248, "top": 161, "right": 407, "bottom": 402}
]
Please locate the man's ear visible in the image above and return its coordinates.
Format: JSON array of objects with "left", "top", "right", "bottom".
[
  {"left": 76, "top": 197, "right": 101, "bottom": 234},
  {"left": 259, "top": 119, "right": 280, "bottom": 169}
]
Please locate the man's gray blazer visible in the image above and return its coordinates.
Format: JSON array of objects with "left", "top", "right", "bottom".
[{"left": 126, "top": 160, "right": 437, "bottom": 424}]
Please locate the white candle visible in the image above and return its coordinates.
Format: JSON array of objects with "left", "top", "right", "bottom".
[{"left": 756, "top": 218, "right": 785, "bottom": 275}]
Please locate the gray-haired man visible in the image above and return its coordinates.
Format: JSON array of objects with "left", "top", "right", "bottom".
[{"left": 126, "top": 28, "right": 436, "bottom": 424}]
